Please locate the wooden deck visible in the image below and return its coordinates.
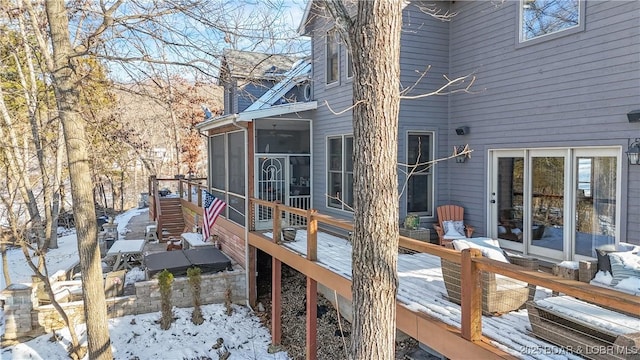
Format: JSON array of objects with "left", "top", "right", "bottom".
[
  {"left": 146, "top": 178, "right": 639, "bottom": 360},
  {"left": 258, "top": 229, "right": 569, "bottom": 359}
]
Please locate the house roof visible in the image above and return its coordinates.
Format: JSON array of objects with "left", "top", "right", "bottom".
[
  {"left": 196, "top": 101, "right": 317, "bottom": 131},
  {"left": 244, "top": 58, "right": 312, "bottom": 112},
  {"left": 222, "top": 50, "right": 299, "bottom": 80},
  {"left": 297, "top": 0, "right": 315, "bottom": 35},
  {"left": 198, "top": 56, "right": 316, "bottom": 132}
]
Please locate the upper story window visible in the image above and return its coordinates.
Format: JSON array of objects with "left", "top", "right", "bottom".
[
  {"left": 326, "top": 29, "right": 339, "bottom": 84},
  {"left": 519, "top": 0, "right": 583, "bottom": 43}
]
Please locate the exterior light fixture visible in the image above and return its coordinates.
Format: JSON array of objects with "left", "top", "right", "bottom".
[
  {"left": 454, "top": 145, "right": 470, "bottom": 163},
  {"left": 455, "top": 126, "right": 469, "bottom": 136},
  {"left": 627, "top": 138, "right": 640, "bottom": 165},
  {"left": 628, "top": 110, "right": 640, "bottom": 123}
]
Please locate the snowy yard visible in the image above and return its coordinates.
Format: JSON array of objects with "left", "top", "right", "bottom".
[{"left": 1, "top": 208, "right": 289, "bottom": 360}]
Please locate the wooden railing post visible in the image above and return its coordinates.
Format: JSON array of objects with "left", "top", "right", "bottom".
[
  {"left": 461, "top": 248, "right": 482, "bottom": 342},
  {"left": 187, "top": 182, "right": 192, "bottom": 202},
  {"left": 307, "top": 209, "right": 318, "bottom": 261},
  {"left": 273, "top": 203, "right": 281, "bottom": 243},
  {"left": 197, "top": 186, "right": 203, "bottom": 207},
  {"left": 178, "top": 179, "right": 184, "bottom": 199}
]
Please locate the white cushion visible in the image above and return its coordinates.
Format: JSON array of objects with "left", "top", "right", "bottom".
[
  {"left": 443, "top": 220, "right": 465, "bottom": 239},
  {"left": 608, "top": 251, "right": 640, "bottom": 286},
  {"left": 452, "top": 238, "right": 510, "bottom": 263}
]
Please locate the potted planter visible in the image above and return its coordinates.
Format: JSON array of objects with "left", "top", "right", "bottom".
[
  {"left": 403, "top": 215, "right": 420, "bottom": 230},
  {"left": 282, "top": 228, "right": 297, "bottom": 242}
]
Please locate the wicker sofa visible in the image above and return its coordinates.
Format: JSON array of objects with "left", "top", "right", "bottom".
[
  {"left": 441, "top": 238, "right": 539, "bottom": 315},
  {"left": 527, "top": 296, "right": 640, "bottom": 360}
]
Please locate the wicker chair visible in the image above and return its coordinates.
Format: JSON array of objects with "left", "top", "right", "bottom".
[
  {"left": 433, "top": 205, "right": 475, "bottom": 246},
  {"left": 441, "top": 241, "right": 539, "bottom": 315}
]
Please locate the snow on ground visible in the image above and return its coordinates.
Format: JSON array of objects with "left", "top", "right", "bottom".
[
  {"left": 1, "top": 208, "right": 289, "bottom": 360},
  {"left": 4, "top": 303, "right": 288, "bottom": 360}
]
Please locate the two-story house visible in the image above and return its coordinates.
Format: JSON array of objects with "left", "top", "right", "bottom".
[
  {"left": 197, "top": 0, "right": 638, "bottom": 267},
  {"left": 297, "top": 0, "right": 639, "bottom": 263},
  {"left": 188, "top": 2, "right": 639, "bottom": 357}
]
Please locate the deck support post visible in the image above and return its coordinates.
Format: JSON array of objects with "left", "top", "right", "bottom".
[
  {"left": 248, "top": 246, "right": 257, "bottom": 307},
  {"left": 307, "top": 210, "right": 318, "bottom": 261},
  {"left": 272, "top": 258, "right": 282, "bottom": 345},
  {"left": 461, "top": 248, "right": 482, "bottom": 342},
  {"left": 306, "top": 277, "right": 317, "bottom": 360}
]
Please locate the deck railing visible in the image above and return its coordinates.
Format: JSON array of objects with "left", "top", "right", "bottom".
[
  {"left": 148, "top": 176, "right": 208, "bottom": 238},
  {"left": 248, "top": 197, "right": 640, "bottom": 358}
]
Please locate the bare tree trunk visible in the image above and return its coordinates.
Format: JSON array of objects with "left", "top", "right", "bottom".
[
  {"left": 0, "top": 85, "right": 44, "bottom": 244},
  {"left": 349, "top": 2, "right": 402, "bottom": 359},
  {"left": 1, "top": 242, "right": 9, "bottom": 287},
  {"left": 13, "top": 20, "right": 57, "bottom": 249},
  {"left": 49, "top": 124, "right": 66, "bottom": 247},
  {"left": 120, "top": 170, "right": 125, "bottom": 211},
  {"left": 44, "top": 0, "right": 113, "bottom": 358}
]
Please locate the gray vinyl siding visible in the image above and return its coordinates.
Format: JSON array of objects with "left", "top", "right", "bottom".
[
  {"left": 397, "top": 1, "right": 451, "bottom": 225},
  {"left": 306, "top": 1, "right": 451, "bottom": 223},
  {"left": 237, "top": 80, "right": 274, "bottom": 112},
  {"left": 446, "top": 0, "right": 640, "bottom": 242},
  {"left": 307, "top": 7, "right": 356, "bottom": 221}
]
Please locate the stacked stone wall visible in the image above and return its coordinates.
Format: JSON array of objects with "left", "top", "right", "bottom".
[{"left": 2, "top": 267, "right": 246, "bottom": 342}]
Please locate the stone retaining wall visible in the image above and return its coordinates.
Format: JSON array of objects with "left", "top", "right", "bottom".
[{"left": 2, "top": 267, "right": 246, "bottom": 342}]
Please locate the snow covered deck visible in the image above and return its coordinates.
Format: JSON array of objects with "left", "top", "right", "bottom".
[{"left": 264, "top": 229, "right": 578, "bottom": 360}]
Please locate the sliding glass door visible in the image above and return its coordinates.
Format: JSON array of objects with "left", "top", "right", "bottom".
[{"left": 490, "top": 148, "right": 619, "bottom": 261}]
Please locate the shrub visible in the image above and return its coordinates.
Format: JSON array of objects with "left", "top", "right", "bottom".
[
  {"left": 158, "top": 269, "right": 174, "bottom": 330},
  {"left": 187, "top": 267, "right": 204, "bottom": 325}
]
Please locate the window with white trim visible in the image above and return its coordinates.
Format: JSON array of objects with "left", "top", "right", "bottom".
[
  {"left": 406, "top": 132, "right": 434, "bottom": 216},
  {"left": 327, "top": 135, "right": 353, "bottom": 211},
  {"left": 520, "top": 0, "right": 582, "bottom": 43},
  {"left": 326, "top": 29, "right": 339, "bottom": 84}
]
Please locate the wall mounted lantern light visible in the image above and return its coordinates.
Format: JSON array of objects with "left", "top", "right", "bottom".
[
  {"left": 627, "top": 138, "right": 640, "bottom": 165},
  {"left": 454, "top": 145, "right": 471, "bottom": 163}
]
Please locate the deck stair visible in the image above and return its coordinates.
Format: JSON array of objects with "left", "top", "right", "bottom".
[{"left": 157, "top": 197, "right": 185, "bottom": 241}]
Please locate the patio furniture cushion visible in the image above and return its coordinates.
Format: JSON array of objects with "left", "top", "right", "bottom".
[
  {"left": 443, "top": 220, "right": 465, "bottom": 239},
  {"left": 608, "top": 251, "right": 640, "bottom": 286},
  {"left": 452, "top": 238, "right": 509, "bottom": 263}
]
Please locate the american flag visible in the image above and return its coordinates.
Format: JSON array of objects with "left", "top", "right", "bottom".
[{"left": 202, "top": 190, "right": 226, "bottom": 241}]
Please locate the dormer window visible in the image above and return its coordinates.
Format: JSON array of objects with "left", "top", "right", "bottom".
[{"left": 326, "top": 28, "right": 339, "bottom": 84}]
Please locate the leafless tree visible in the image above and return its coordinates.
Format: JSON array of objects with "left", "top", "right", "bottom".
[{"left": 319, "top": 1, "right": 476, "bottom": 358}]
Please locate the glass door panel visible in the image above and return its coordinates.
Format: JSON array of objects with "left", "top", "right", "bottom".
[
  {"left": 574, "top": 155, "right": 616, "bottom": 257},
  {"left": 496, "top": 157, "right": 525, "bottom": 244},
  {"left": 529, "top": 153, "right": 566, "bottom": 259}
]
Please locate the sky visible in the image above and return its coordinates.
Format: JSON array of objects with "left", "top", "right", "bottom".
[
  {"left": 0, "top": 208, "right": 290, "bottom": 360},
  {"left": 104, "top": 0, "right": 310, "bottom": 83}
]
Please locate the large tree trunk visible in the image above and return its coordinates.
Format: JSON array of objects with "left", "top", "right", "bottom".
[
  {"left": 349, "top": 1, "right": 402, "bottom": 359},
  {"left": 45, "top": 0, "right": 113, "bottom": 358}
]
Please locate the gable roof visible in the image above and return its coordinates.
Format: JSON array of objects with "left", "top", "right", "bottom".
[
  {"left": 222, "top": 50, "right": 299, "bottom": 80},
  {"left": 297, "top": 0, "right": 315, "bottom": 35},
  {"left": 244, "top": 58, "right": 312, "bottom": 112},
  {"left": 197, "top": 57, "right": 316, "bottom": 132}
]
